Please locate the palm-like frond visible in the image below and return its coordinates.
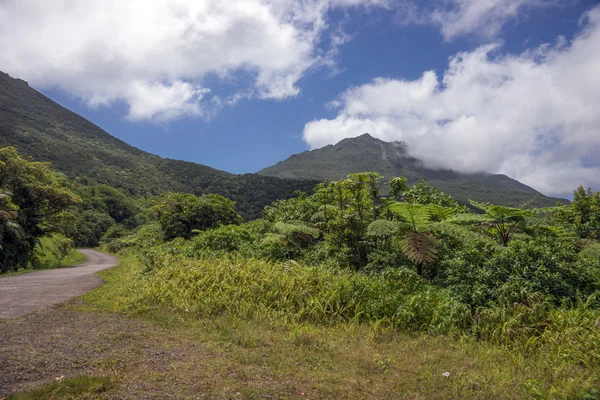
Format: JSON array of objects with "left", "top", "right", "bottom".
[
  {"left": 367, "top": 219, "right": 400, "bottom": 237},
  {"left": 399, "top": 231, "right": 438, "bottom": 265},
  {"left": 444, "top": 213, "right": 495, "bottom": 224},
  {"left": 262, "top": 233, "right": 286, "bottom": 245},
  {"left": 388, "top": 202, "right": 438, "bottom": 228}
]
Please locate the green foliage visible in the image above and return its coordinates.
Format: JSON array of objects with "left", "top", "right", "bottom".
[
  {"left": 31, "top": 233, "right": 84, "bottom": 270},
  {"left": 446, "top": 200, "right": 532, "bottom": 246},
  {"left": 367, "top": 219, "right": 400, "bottom": 237},
  {"left": 187, "top": 224, "right": 257, "bottom": 256},
  {"left": 7, "top": 375, "right": 113, "bottom": 399},
  {"left": 133, "top": 250, "right": 468, "bottom": 333},
  {"left": 403, "top": 180, "right": 469, "bottom": 213},
  {"left": 0, "top": 189, "right": 24, "bottom": 252},
  {"left": 153, "top": 192, "right": 242, "bottom": 240},
  {"left": 388, "top": 176, "right": 408, "bottom": 200},
  {"left": 81, "top": 184, "right": 140, "bottom": 226},
  {"left": 569, "top": 186, "right": 600, "bottom": 239},
  {"left": 579, "top": 241, "right": 600, "bottom": 260},
  {"left": 0, "top": 147, "right": 80, "bottom": 272},
  {"left": 439, "top": 237, "right": 600, "bottom": 308}
]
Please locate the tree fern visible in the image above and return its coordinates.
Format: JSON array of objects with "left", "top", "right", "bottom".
[
  {"left": 367, "top": 219, "right": 400, "bottom": 237},
  {"left": 399, "top": 231, "right": 438, "bottom": 272}
]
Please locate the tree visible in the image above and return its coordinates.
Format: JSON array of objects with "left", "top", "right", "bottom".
[
  {"left": 570, "top": 186, "right": 600, "bottom": 239},
  {"left": 403, "top": 180, "right": 468, "bottom": 213},
  {"left": 0, "top": 190, "right": 25, "bottom": 252},
  {"left": 445, "top": 201, "right": 530, "bottom": 246},
  {"left": 369, "top": 202, "right": 450, "bottom": 275},
  {"left": 0, "top": 147, "right": 80, "bottom": 271},
  {"left": 154, "top": 192, "right": 242, "bottom": 240}
]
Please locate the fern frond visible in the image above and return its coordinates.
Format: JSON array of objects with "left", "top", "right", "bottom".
[
  {"left": 274, "top": 221, "right": 320, "bottom": 238},
  {"left": 388, "top": 202, "right": 435, "bottom": 227},
  {"left": 444, "top": 213, "right": 495, "bottom": 225},
  {"left": 367, "top": 219, "right": 400, "bottom": 237},
  {"left": 468, "top": 200, "right": 491, "bottom": 212},
  {"left": 399, "top": 231, "right": 438, "bottom": 264},
  {"left": 428, "top": 204, "right": 454, "bottom": 221},
  {"left": 262, "top": 233, "right": 286, "bottom": 245}
]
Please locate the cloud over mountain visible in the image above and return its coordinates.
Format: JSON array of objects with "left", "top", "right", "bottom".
[{"left": 304, "top": 5, "right": 600, "bottom": 196}]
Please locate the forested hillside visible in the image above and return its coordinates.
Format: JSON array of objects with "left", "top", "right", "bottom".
[
  {"left": 259, "top": 133, "right": 566, "bottom": 207},
  {"left": 0, "top": 71, "right": 318, "bottom": 219}
]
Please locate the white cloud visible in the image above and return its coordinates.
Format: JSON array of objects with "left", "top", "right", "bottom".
[
  {"left": 0, "top": 0, "right": 381, "bottom": 121},
  {"left": 303, "top": 6, "right": 600, "bottom": 196},
  {"left": 397, "top": 0, "right": 555, "bottom": 41}
]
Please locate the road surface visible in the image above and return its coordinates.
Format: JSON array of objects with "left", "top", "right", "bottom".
[{"left": 0, "top": 249, "right": 117, "bottom": 320}]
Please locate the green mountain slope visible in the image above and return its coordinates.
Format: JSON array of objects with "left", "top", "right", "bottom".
[
  {"left": 0, "top": 71, "right": 319, "bottom": 219},
  {"left": 259, "top": 133, "right": 566, "bottom": 207}
]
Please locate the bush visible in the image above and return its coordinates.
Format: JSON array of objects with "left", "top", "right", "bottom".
[
  {"left": 440, "top": 237, "right": 600, "bottom": 308},
  {"left": 31, "top": 233, "right": 78, "bottom": 269}
]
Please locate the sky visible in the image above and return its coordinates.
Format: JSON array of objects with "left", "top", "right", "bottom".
[{"left": 0, "top": 0, "right": 599, "bottom": 197}]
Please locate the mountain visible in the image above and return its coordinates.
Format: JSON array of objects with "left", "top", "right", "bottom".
[
  {"left": 0, "top": 71, "right": 319, "bottom": 220},
  {"left": 259, "top": 133, "right": 566, "bottom": 207}
]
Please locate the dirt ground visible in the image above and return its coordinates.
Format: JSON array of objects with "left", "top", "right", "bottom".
[{"left": 1, "top": 300, "right": 238, "bottom": 399}]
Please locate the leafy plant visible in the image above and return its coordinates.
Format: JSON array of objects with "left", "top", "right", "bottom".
[{"left": 446, "top": 201, "right": 530, "bottom": 246}]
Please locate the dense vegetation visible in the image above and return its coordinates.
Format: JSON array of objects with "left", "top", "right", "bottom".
[
  {"left": 93, "top": 171, "right": 599, "bottom": 397},
  {"left": 3, "top": 142, "right": 600, "bottom": 396},
  {"left": 259, "top": 133, "right": 565, "bottom": 207}
]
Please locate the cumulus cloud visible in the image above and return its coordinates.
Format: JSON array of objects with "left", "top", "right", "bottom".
[
  {"left": 397, "top": 0, "right": 555, "bottom": 40},
  {"left": 0, "top": 0, "right": 382, "bottom": 121},
  {"left": 304, "top": 6, "right": 600, "bottom": 196}
]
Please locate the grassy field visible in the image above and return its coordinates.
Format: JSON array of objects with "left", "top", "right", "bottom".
[{"left": 4, "top": 254, "right": 592, "bottom": 399}]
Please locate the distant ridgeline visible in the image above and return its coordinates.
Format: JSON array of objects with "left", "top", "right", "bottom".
[
  {"left": 259, "top": 133, "right": 567, "bottom": 207},
  {"left": 0, "top": 71, "right": 319, "bottom": 220}
]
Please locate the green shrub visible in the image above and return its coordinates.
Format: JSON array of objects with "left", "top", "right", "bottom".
[
  {"left": 31, "top": 233, "right": 80, "bottom": 269},
  {"left": 579, "top": 241, "right": 600, "bottom": 260},
  {"left": 440, "top": 237, "right": 600, "bottom": 308}
]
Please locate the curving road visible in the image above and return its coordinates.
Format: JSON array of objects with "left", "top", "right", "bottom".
[{"left": 0, "top": 249, "right": 117, "bottom": 320}]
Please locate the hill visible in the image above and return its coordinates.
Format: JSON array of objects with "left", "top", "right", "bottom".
[
  {"left": 259, "top": 133, "right": 566, "bottom": 207},
  {"left": 0, "top": 71, "right": 319, "bottom": 219}
]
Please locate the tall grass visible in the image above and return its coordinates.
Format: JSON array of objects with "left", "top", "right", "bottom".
[
  {"left": 131, "top": 247, "right": 600, "bottom": 371},
  {"left": 133, "top": 249, "right": 471, "bottom": 334}
]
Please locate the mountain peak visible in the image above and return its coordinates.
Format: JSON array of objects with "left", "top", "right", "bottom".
[{"left": 259, "top": 135, "right": 566, "bottom": 207}]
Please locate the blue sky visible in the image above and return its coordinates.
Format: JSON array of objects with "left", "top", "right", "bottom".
[{"left": 1, "top": 0, "right": 599, "bottom": 196}]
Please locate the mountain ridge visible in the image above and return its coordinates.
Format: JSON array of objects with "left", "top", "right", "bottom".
[
  {"left": 0, "top": 71, "right": 319, "bottom": 219},
  {"left": 259, "top": 133, "right": 566, "bottom": 207}
]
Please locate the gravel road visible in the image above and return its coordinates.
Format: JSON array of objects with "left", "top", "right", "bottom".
[{"left": 0, "top": 249, "right": 117, "bottom": 320}]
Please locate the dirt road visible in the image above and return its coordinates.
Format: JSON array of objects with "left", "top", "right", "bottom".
[{"left": 0, "top": 249, "right": 117, "bottom": 320}]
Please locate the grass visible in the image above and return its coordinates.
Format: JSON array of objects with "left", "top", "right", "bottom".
[
  {"left": 7, "top": 376, "right": 112, "bottom": 399},
  {"left": 65, "top": 253, "right": 600, "bottom": 398}
]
